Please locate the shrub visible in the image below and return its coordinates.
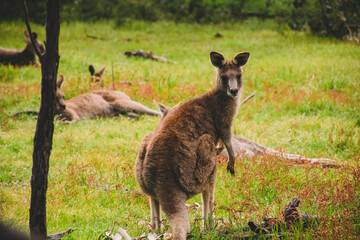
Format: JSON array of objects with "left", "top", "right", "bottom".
[{"left": 287, "top": 0, "right": 360, "bottom": 39}]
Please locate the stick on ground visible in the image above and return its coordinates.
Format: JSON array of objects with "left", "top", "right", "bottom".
[
  {"left": 47, "top": 228, "right": 78, "bottom": 240},
  {"left": 124, "top": 50, "right": 178, "bottom": 64}
]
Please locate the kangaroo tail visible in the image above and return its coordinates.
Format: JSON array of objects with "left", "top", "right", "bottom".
[{"left": 10, "top": 110, "right": 39, "bottom": 117}]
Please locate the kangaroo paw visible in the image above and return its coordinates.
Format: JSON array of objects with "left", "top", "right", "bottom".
[{"left": 227, "top": 165, "right": 235, "bottom": 176}]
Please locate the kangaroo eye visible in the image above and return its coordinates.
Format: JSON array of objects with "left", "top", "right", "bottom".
[
  {"left": 221, "top": 76, "right": 228, "bottom": 82},
  {"left": 236, "top": 74, "right": 242, "bottom": 80}
]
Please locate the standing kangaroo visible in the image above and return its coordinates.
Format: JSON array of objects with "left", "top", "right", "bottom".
[
  {"left": 0, "top": 31, "right": 44, "bottom": 66},
  {"left": 135, "top": 51, "right": 250, "bottom": 239},
  {"left": 55, "top": 75, "right": 162, "bottom": 122}
]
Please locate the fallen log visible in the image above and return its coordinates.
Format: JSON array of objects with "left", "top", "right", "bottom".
[
  {"left": 215, "top": 91, "right": 338, "bottom": 167},
  {"left": 217, "top": 135, "right": 338, "bottom": 168},
  {"left": 85, "top": 34, "right": 107, "bottom": 41},
  {"left": 124, "top": 50, "right": 178, "bottom": 64}
]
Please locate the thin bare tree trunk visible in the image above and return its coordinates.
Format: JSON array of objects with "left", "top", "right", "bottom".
[{"left": 27, "top": 0, "right": 60, "bottom": 239}]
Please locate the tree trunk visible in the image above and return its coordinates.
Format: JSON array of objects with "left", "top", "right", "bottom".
[{"left": 29, "top": 0, "right": 60, "bottom": 239}]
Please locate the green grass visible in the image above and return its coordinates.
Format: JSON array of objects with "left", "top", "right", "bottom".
[{"left": 0, "top": 19, "right": 359, "bottom": 239}]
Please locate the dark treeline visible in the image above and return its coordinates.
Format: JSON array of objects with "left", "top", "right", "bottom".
[{"left": 2, "top": 0, "right": 359, "bottom": 39}]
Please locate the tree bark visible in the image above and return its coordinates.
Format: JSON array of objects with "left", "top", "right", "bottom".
[{"left": 29, "top": 0, "right": 60, "bottom": 239}]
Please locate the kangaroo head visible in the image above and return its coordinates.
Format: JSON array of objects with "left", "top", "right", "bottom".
[
  {"left": 89, "top": 65, "right": 106, "bottom": 82},
  {"left": 24, "top": 31, "right": 45, "bottom": 54},
  {"left": 55, "top": 75, "right": 66, "bottom": 114},
  {"left": 210, "top": 51, "right": 250, "bottom": 98},
  {"left": 155, "top": 101, "right": 169, "bottom": 117}
]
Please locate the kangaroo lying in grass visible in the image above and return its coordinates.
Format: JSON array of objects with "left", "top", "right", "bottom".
[
  {"left": 55, "top": 75, "right": 162, "bottom": 122},
  {"left": 0, "top": 31, "right": 44, "bottom": 66},
  {"left": 135, "top": 51, "right": 250, "bottom": 239}
]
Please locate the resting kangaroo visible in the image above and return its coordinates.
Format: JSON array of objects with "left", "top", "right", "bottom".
[
  {"left": 55, "top": 75, "right": 162, "bottom": 122},
  {"left": 0, "top": 31, "right": 44, "bottom": 66},
  {"left": 135, "top": 51, "right": 250, "bottom": 239},
  {"left": 88, "top": 64, "right": 106, "bottom": 88},
  {"left": 89, "top": 65, "right": 106, "bottom": 83}
]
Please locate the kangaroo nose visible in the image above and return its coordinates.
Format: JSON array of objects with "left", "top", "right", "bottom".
[
  {"left": 59, "top": 104, "right": 66, "bottom": 110},
  {"left": 230, "top": 89, "right": 238, "bottom": 96}
]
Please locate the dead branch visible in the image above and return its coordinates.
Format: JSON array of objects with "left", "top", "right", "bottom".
[
  {"left": 187, "top": 230, "right": 285, "bottom": 239},
  {"left": 22, "top": 0, "right": 44, "bottom": 63},
  {"left": 107, "top": 227, "right": 132, "bottom": 240},
  {"left": 124, "top": 50, "right": 178, "bottom": 64},
  {"left": 283, "top": 196, "right": 301, "bottom": 223},
  {"left": 269, "top": 197, "right": 319, "bottom": 228},
  {"left": 85, "top": 33, "right": 106, "bottom": 40},
  {"left": 46, "top": 228, "right": 77, "bottom": 240},
  {"left": 117, "top": 228, "right": 132, "bottom": 240},
  {"left": 248, "top": 221, "right": 269, "bottom": 234},
  {"left": 246, "top": 196, "right": 319, "bottom": 239},
  {"left": 217, "top": 135, "right": 338, "bottom": 168},
  {"left": 83, "top": 26, "right": 107, "bottom": 40},
  {"left": 240, "top": 91, "right": 256, "bottom": 105},
  {"left": 85, "top": 34, "right": 107, "bottom": 40},
  {"left": 227, "top": 91, "right": 336, "bottom": 167}
]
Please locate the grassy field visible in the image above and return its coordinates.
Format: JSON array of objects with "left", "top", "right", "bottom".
[{"left": 0, "top": 19, "right": 359, "bottom": 239}]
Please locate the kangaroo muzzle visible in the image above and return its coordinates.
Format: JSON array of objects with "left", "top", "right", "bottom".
[
  {"left": 228, "top": 79, "right": 239, "bottom": 97},
  {"left": 229, "top": 88, "right": 238, "bottom": 96},
  {"left": 56, "top": 99, "right": 66, "bottom": 112}
]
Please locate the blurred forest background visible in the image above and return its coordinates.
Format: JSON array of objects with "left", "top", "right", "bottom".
[{"left": 1, "top": 0, "right": 359, "bottom": 40}]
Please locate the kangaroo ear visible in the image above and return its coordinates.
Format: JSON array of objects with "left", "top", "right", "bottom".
[
  {"left": 89, "top": 65, "right": 95, "bottom": 76},
  {"left": 155, "top": 101, "right": 169, "bottom": 116},
  {"left": 210, "top": 51, "right": 226, "bottom": 68},
  {"left": 57, "top": 75, "right": 64, "bottom": 88},
  {"left": 97, "top": 65, "right": 106, "bottom": 76},
  {"left": 232, "top": 52, "right": 250, "bottom": 67}
]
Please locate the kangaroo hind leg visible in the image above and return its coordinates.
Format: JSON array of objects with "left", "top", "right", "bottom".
[
  {"left": 195, "top": 134, "right": 217, "bottom": 230},
  {"left": 160, "top": 192, "right": 189, "bottom": 240},
  {"left": 150, "top": 197, "right": 161, "bottom": 231},
  {"left": 201, "top": 170, "right": 216, "bottom": 231},
  {"left": 111, "top": 99, "right": 162, "bottom": 117}
]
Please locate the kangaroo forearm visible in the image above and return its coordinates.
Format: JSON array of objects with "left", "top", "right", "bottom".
[
  {"left": 223, "top": 139, "right": 236, "bottom": 175},
  {"left": 225, "top": 142, "right": 235, "bottom": 163}
]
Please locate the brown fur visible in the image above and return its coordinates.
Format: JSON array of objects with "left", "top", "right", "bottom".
[
  {"left": 135, "top": 51, "right": 250, "bottom": 239},
  {"left": 0, "top": 31, "right": 44, "bottom": 66},
  {"left": 88, "top": 65, "right": 106, "bottom": 89},
  {"left": 55, "top": 75, "right": 162, "bottom": 122}
]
